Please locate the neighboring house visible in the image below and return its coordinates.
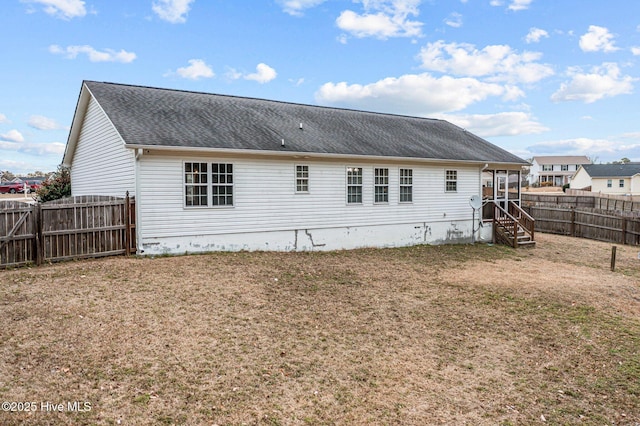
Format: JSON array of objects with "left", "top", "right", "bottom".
[
  {"left": 530, "top": 156, "right": 591, "bottom": 186},
  {"left": 62, "top": 81, "right": 528, "bottom": 254},
  {"left": 570, "top": 163, "right": 640, "bottom": 195}
]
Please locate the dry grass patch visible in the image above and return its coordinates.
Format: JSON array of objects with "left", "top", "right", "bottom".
[{"left": 0, "top": 234, "right": 639, "bottom": 425}]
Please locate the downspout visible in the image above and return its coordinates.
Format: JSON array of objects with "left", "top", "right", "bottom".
[{"left": 135, "top": 148, "right": 143, "bottom": 254}]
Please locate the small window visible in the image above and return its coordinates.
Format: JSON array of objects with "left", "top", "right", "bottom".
[
  {"left": 296, "top": 165, "right": 309, "bottom": 193},
  {"left": 607, "top": 179, "right": 612, "bottom": 188},
  {"left": 185, "top": 162, "right": 208, "bottom": 207},
  {"left": 346, "top": 167, "right": 363, "bottom": 204},
  {"left": 542, "top": 165, "right": 553, "bottom": 171},
  {"left": 445, "top": 170, "right": 458, "bottom": 192},
  {"left": 374, "top": 168, "right": 389, "bottom": 203},
  {"left": 399, "top": 168, "right": 413, "bottom": 203},
  {"left": 561, "top": 165, "right": 569, "bottom": 171},
  {"left": 619, "top": 179, "right": 625, "bottom": 188},
  {"left": 212, "top": 163, "right": 233, "bottom": 206}
]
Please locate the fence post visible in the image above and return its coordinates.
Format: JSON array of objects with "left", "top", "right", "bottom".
[
  {"left": 570, "top": 207, "right": 576, "bottom": 237},
  {"left": 34, "top": 203, "right": 43, "bottom": 266},
  {"left": 124, "top": 191, "right": 131, "bottom": 256},
  {"left": 621, "top": 217, "right": 627, "bottom": 245}
]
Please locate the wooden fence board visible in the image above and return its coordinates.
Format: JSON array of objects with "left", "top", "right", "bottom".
[{"left": 0, "top": 194, "right": 136, "bottom": 268}]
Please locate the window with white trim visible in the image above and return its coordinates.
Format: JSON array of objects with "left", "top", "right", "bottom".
[
  {"left": 619, "top": 179, "right": 625, "bottom": 188},
  {"left": 561, "top": 165, "right": 569, "bottom": 171},
  {"left": 399, "top": 168, "right": 413, "bottom": 203},
  {"left": 346, "top": 167, "right": 363, "bottom": 204},
  {"left": 607, "top": 179, "right": 612, "bottom": 188},
  {"left": 185, "top": 162, "right": 234, "bottom": 207},
  {"left": 445, "top": 170, "right": 458, "bottom": 192},
  {"left": 374, "top": 168, "right": 389, "bottom": 203},
  {"left": 211, "top": 163, "right": 233, "bottom": 206},
  {"left": 185, "top": 162, "right": 208, "bottom": 206},
  {"left": 542, "top": 165, "right": 553, "bottom": 171},
  {"left": 296, "top": 165, "right": 309, "bottom": 193}
]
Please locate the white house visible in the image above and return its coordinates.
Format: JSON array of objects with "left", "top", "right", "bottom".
[
  {"left": 529, "top": 155, "right": 591, "bottom": 186},
  {"left": 62, "top": 81, "right": 529, "bottom": 254},
  {"left": 570, "top": 164, "right": 640, "bottom": 195}
]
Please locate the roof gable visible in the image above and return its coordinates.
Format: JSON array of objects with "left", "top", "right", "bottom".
[
  {"left": 75, "top": 81, "right": 527, "bottom": 165},
  {"left": 532, "top": 155, "right": 591, "bottom": 165}
]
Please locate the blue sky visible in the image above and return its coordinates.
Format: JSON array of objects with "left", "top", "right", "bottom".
[{"left": 1, "top": 0, "right": 640, "bottom": 175}]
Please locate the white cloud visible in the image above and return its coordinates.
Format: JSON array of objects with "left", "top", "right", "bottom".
[
  {"left": 277, "top": 0, "right": 327, "bottom": 16},
  {"left": 315, "top": 72, "right": 507, "bottom": 115},
  {"left": 444, "top": 12, "right": 462, "bottom": 28},
  {"left": 174, "top": 59, "right": 214, "bottom": 80},
  {"left": 508, "top": 0, "right": 532, "bottom": 11},
  {"left": 579, "top": 25, "right": 619, "bottom": 53},
  {"left": 28, "top": 115, "right": 66, "bottom": 131},
  {"left": 244, "top": 63, "right": 277, "bottom": 83},
  {"left": 528, "top": 137, "right": 640, "bottom": 157},
  {"left": 0, "top": 113, "right": 8, "bottom": 124},
  {"left": 632, "top": 47, "right": 640, "bottom": 56},
  {"left": 21, "top": 0, "right": 86, "bottom": 20},
  {"left": 0, "top": 141, "right": 65, "bottom": 155},
  {"left": 490, "top": 0, "right": 532, "bottom": 11},
  {"left": 49, "top": 44, "right": 136, "bottom": 63},
  {"left": 336, "top": 0, "right": 423, "bottom": 39},
  {"left": 525, "top": 27, "right": 548, "bottom": 43},
  {"left": 417, "top": 40, "right": 554, "bottom": 84},
  {"left": 551, "top": 63, "right": 635, "bottom": 103},
  {"left": 225, "top": 63, "right": 277, "bottom": 84},
  {"left": 1, "top": 130, "right": 25, "bottom": 143},
  {"left": 439, "top": 111, "right": 548, "bottom": 137},
  {"left": 152, "top": 0, "right": 194, "bottom": 24}
]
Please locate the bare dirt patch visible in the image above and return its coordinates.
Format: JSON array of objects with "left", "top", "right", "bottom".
[{"left": 1, "top": 234, "right": 638, "bottom": 425}]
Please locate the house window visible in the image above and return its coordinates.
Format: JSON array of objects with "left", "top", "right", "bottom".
[
  {"left": 542, "top": 165, "right": 553, "bottom": 171},
  {"left": 296, "top": 165, "right": 309, "bottom": 193},
  {"left": 607, "top": 179, "right": 612, "bottom": 188},
  {"left": 346, "top": 167, "right": 363, "bottom": 204},
  {"left": 374, "top": 168, "right": 389, "bottom": 203},
  {"left": 619, "top": 179, "right": 625, "bottom": 188},
  {"left": 211, "top": 163, "right": 233, "bottom": 206},
  {"left": 561, "top": 165, "right": 569, "bottom": 171},
  {"left": 399, "top": 168, "right": 413, "bottom": 203},
  {"left": 185, "top": 162, "right": 208, "bottom": 206},
  {"left": 445, "top": 170, "right": 458, "bottom": 192}
]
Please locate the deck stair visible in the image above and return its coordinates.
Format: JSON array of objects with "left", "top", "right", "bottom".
[{"left": 493, "top": 202, "right": 535, "bottom": 248}]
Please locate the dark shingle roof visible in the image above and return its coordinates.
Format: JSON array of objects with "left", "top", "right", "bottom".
[
  {"left": 84, "top": 81, "right": 527, "bottom": 164},
  {"left": 582, "top": 163, "right": 640, "bottom": 178}
]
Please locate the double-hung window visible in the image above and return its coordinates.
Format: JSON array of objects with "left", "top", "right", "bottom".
[
  {"left": 185, "top": 162, "right": 208, "bottom": 206},
  {"left": 399, "top": 168, "right": 413, "bottom": 203},
  {"left": 184, "top": 162, "right": 233, "bottom": 207},
  {"left": 607, "top": 179, "right": 612, "bottom": 188},
  {"left": 346, "top": 167, "right": 363, "bottom": 204},
  {"left": 619, "top": 179, "right": 625, "bottom": 188},
  {"left": 212, "top": 163, "right": 233, "bottom": 206},
  {"left": 561, "top": 165, "right": 569, "bottom": 171},
  {"left": 374, "top": 168, "right": 389, "bottom": 203},
  {"left": 445, "top": 170, "right": 458, "bottom": 192},
  {"left": 296, "top": 165, "right": 309, "bottom": 193}
]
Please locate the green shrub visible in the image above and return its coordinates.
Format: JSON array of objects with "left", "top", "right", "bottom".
[{"left": 36, "top": 165, "right": 71, "bottom": 202}]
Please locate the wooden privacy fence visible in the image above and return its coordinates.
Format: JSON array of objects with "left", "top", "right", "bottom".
[
  {"left": 524, "top": 205, "right": 640, "bottom": 246},
  {"left": 0, "top": 194, "right": 135, "bottom": 268},
  {"left": 523, "top": 192, "right": 640, "bottom": 212}
]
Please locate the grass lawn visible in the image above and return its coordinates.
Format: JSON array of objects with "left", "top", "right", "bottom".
[{"left": 1, "top": 233, "right": 639, "bottom": 425}]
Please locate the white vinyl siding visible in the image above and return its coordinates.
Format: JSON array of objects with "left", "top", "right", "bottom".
[
  {"left": 70, "top": 96, "right": 135, "bottom": 196},
  {"left": 137, "top": 155, "right": 481, "bottom": 240}
]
